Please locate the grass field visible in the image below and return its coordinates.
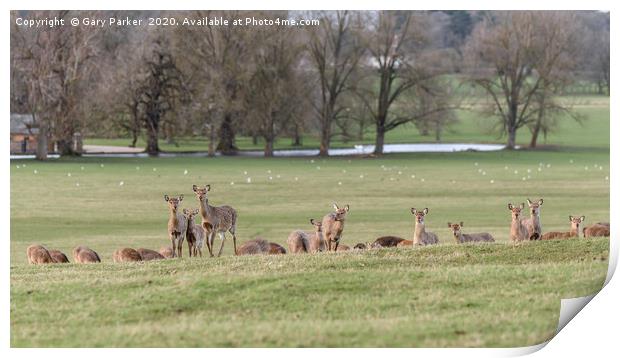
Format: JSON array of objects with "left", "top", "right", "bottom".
[{"left": 11, "top": 96, "right": 610, "bottom": 347}]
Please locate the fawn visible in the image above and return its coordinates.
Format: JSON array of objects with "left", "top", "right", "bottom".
[
  {"left": 192, "top": 184, "right": 238, "bottom": 257},
  {"left": 183, "top": 208, "right": 206, "bottom": 257},
  {"left": 410, "top": 208, "right": 439, "bottom": 245},
  {"left": 541, "top": 216, "right": 584, "bottom": 240},
  {"left": 508, "top": 203, "right": 530, "bottom": 242},
  {"left": 137, "top": 248, "right": 165, "bottom": 261},
  {"left": 322, "top": 203, "right": 350, "bottom": 251},
  {"left": 521, "top": 198, "right": 543, "bottom": 240},
  {"left": 113, "top": 248, "right": 143, "bottom": 263},
  {"left": 72, "top": 246, "right": 101, "bottom": 263},
  {"left": 48, "top": 249, "right": 70, "bottom": 263},
  {"left": 287, "top": 219, "right": 326, "bottom": 253},
  {"left": 164, "top": 194, "right": 188, "bottom": 258},
  {"left": 448, "top": 222, "right": 495, "bottom": 243}
]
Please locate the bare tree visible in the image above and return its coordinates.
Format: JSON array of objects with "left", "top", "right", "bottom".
[
  {"left": 308, "top": 10, "right": 365, "bottom": 156},
  {"left": 356, "top": 11, "right": 454, "bottom": 155}
]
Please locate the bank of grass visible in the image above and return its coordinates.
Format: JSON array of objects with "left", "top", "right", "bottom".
[{"left": 10, "top": 238, "right": 609, "bottom": 347}]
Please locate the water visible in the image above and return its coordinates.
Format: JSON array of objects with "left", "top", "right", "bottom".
[{"left": 10, "top": 143, "right": 508, "bottom": 160}]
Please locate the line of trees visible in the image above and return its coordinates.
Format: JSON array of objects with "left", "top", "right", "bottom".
[{"left": 10, "top": 10, "right": 610, "bottom": 159}]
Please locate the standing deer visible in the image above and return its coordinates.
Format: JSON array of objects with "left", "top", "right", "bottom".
[
  {"left": 521, "top": 198, "right": 543, "bottom": 240},
  {"left": 508, "top": 203, "right": 530, "bottom": 242},
  {"left": 322, "top": 203, "right": 350, "bottom": 251},
  {"left": 287, "top": 219, "right": 326, "bottom": 254},
  {"left": 26, "top": 244, "right": 54, "bottom": 264},
  {"left": 192, "top": 184, "right": 238, "bottom": 257},
  {"left": 410, "top": 208, "right": 439, "bottom": 245},
  {"left": 184, "top": 208, "right": 206, "bottom": 257},
  {"left": 541, "top": 216, "right": 585, "bottom": 240},
  {"left": 447, "top": 222, "right": 495, "bottom": 243},
  {"left": 164, "top": 194, "right": 188, "bottom": 258}
]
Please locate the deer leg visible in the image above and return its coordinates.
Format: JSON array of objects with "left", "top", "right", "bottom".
[
  {"left": 334, "top": 239, "right": 340, "bottom": 252},
  {"left": 208, "top": 231, "right": 216, "bottom": 257},
  {"left": 230, "top": 227, "right": 238, "bottom": 256},
  {"left": 171, "top": 237, "right": 177, "bottom": 258},
  {"left": 217, "top": 232, "right": 227, "bottom": 257},
  {"left": 177, "top": 236, "right": 183, "bottom": 258}
]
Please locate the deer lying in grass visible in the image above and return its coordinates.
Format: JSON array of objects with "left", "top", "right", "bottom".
[
  {"left": 236, "top": 238, "right": 287, "bottom": 256},
  {"left": 137, "top": 248, "right": 165, "bottom": 261},
  {"left": 337, "top": 244, "right": 350, "bottom": 251},
  {"left": 322, "top": 203, "right": 349, "bottom": 251},
  {"left": 373, "top": 236, "right": 405, "bottom": 247},
  {"left": 183, "top": 208, "right": 206, "bottom": 257},
  {"left": 72, "top": 246, "right": 101, "bottom": 263},
  {"left": 407, "top": 208, "right": 439, "bottom": 246},
  {"left": 48, "top": 249, "right": 70, "bottom": 263},
  {"left": 159, "top": 246, "right": 174, "bottom": 259},
  {"left": 287, "top": 219, "right": 326, "bottom": 253},
  {"left": 354, "top": 242, "right": 383, "bottom": 249},
  {"left": 521, "top": 198, "right": 543, "bottom": 240},
  {"left": 113, "top": 248, "right": 142, "bottom": 263},
  {"left": 26, "top": 244, "right": 54, "bottom": 264},
  {"left": 192, "top": 184, "right": 238, "bottom": 257},
  {"left": 508, "top": 203, "right": 530, "bottom": 242},
  {"left": 164, "top": 194, "right": 188, "bottom": 258},
  {"left": 583, "top": 222, "right": 610, "bottom": 238},
  {"left": 541, "top": 216, "right": 585, "bottom": 240},
  {"left": 448, "top": 222, "right": 495, "bottom": 243}
]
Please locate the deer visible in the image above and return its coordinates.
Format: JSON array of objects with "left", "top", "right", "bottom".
[
  {"left": 410, "top": 208, "right": 439, "bottom": 245},
  {"left": 583, "top": 222, "right": 610, "bottom": 238},
  {"left": 508, "top": 203, "right": 530, "bottom": 242},
  {"left": 164, "top": 194, "right": 188, "bottom": 258},
  {"left": 192, "top": 184, "right": 238, "bottom": 257},
  {"left": 159, "top": 246, "right": 174, "bottom": 259},
  {"left": 447, "top": 222, "right": 495, "bottom": 243},
  {"left": 136, "top": 248, "right": 165, "bottom": 261},
  {"left": 113, "top": 248, "right": 143, "bottom": 263},
  {"left": 337, "top": 244, "right": 351, "bottom": 251},
  {"left": 48, "top": 249, "right": 70, "bottom": 263},
  {"left": 373, "top": 236, "right": 405, "bottom": 247},
  {"left": 354, "top": 242, "right": 383, "bottom": 249},
  {"left": 322, "top": 203, "right": 350, "bottom": 251},
  {"left": 26, "top": 244, "right": 54, "bottom": 264},
  {"left": 287, "top": 219, "right": 326, "bottom": 253},
  {"left": 269, "top": 242, "right": 287, "bottom": 254},
  {"left": 183, "top": 208, "right": 206, "bottom": 257},
  {"left": 236, "top": 238, "right": 286, "bottom": 256},
  {"left": 541, "top": 216, "right": 585, "bottom": 240},
  {"left": 521, "top": 198, "right": 543, "bottom": 240},
  {"left": 72, "top": 246, "right": 101, "bottom": 263}
]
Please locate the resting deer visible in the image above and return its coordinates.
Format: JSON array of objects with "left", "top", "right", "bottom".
[
  {"left": 159, "top": 246, "right": 174, "bottom": 259},
  {"left": 269, "top": 242, "right": 287, "bottom": 254},
  {"left": 192, "top": 184, "right": 238, "bottom": 257},
  {"left": 164, "top": 194, "right": 188, "bottom": 258},
  {"left": 541, "top": 216, "right": 584, "bottom": 240},
  {"left": 448, "top": 222, "right": 495, "bottom": 243},
  {"left": 521, "top": 198, "right": 543, "bottom": 240},
  {"left": 583, "top": 222, "right": 610, "bottom": 238},
  {"left": 183, "top": 208, "right": 205, "bottom": 257},
  {"left": 373, "top": 236, "right": 405, "bottom": 247},
  {"left": 113, "top": 248, "right": 142, "bottom": 263},
  {"left": 508, "top": 203, "right": 530, "bottom": 242},
  {"left": 137, "top": 248, "right": 165, "bottom": 261},
  {"left": 410, "top": 208, "right": 439, "bottom": 245},
  {"left": 26, "top": 244, "right": 54, "bottom": 264},
  {"left": 72, "top": 246, "right": 101, "bottom": 263},
  {"left": 48, "top": 249, "right": 70, "bottom": 263},
  {"left": 287, "top": 218, "right": 326, "bottom": 254},
  {"left": 336, "top": 244, "right": 350, "bottom": 251},
  {"left": 354, "top": 242, "right": 383, "bottom": 249},
  {"left": 237, "top": 238, "right": 286, "bottom": 256},
  {"left": 322, "top": 203, "right": 350, "bottom": 251}
]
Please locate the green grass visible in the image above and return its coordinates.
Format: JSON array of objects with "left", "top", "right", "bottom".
[{"left": 11, "top": 94, "right": 610, "bottom": 347}]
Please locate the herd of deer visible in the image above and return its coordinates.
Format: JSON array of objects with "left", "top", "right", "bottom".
[{"left": 26, "top": 188, "right": 611, "bottom": 265}]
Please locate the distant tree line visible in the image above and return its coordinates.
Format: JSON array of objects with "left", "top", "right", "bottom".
[{"left": 10, "top": 10, "right": 610, "bottom": 159}]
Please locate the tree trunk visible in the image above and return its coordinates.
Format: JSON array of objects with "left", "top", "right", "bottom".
[
  {"left": 530, "top": 93, "right": 545, "bottom": 149},
  {"left": 319, "top": 123, "right": 330, "bottom": 156},
  {"left": 146, "top": 120, "right": 160, "bottom": 156},
  {"left": 374, "top": 121, "right": 385, "bottom": 155},
  {"left": 57, "top": 137, "right": 76, "bottom": 156},
  {"left": 35, "top": 118, "right": 48, "bottom": 161},
  {"left": 264, "top": 138, "right": 274, "bottom": 157},
  {"left": 217, "top": 114, "right": 237, "bottom": 155},
  {"left": 507, "top": 127, "right": 517, "bottom": 150},
  {"left": 506, "top": 102, "right": 518, "bottom": 150},
  {"left": 292, "top": 124, "right": 302, "bottom": 147}
]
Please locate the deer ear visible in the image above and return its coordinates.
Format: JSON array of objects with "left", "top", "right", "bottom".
[
  {"left": 192, "top": 185, "right": 198, "bottom": 192},
  {"left": 447, "top": 222, "right": 452, "bottom": 228},
  {"left": 310, "top": 218, "right": 315, "bottom": 225},
  {"left": 333, "top": 203, "right": 339, "bottom": 211},
  {"left": 206, "top": 185, "right": 211, "bottom": 191},
  {"left": 527, "top": 198, "right": 532, "bottom": 205},
  {"left": 460, "top": 221, "right": 464, "bottom": 227},
  {"left": 164, "top": 195, "right": 170, "bottom": 202},
  {"left": 193, "top": 209, "right": 199, "bottom": 215},
  {"left": 183, "top": 209, "right": 188, "bottom": 215},
  {"left": 580, "top": 216, "right": 585, "bottom": 222},
  {"left": 538, "top": 198, "right": 544, "bottom": 205},
  {"left": 179, "top": 195, "right": 184, "bottom": 201},
  {"left": 569, "top": 215, "right": 573, "bottom": 221},
  {"left": 508, "top": 203, "right": 513, "bottom": 210},
  {"left": 344, "top": 204, "right": 349, "bottom": 212},
  {"left": 411, "top": 208, "right": 416, "bottom": 215},
  {"left": 423, "top": 208, "right": 429, "bottom": 215}
]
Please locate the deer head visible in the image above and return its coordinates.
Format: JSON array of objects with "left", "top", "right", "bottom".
[
  {"left": 310, "top": 218, "right": 322, "bottom": 232},
  {"left": 332, "top": 203, "right": 350, "bottom": 221},
  {"left": 192, "top": 184, "right": 211, "bottom": 203},
  {"left": 508, "top": 203, "right": 525, "bottom": 220},
  {"left": 569, "top": 215, "right": 585, "bottom": 233},
  {"left": 411, "top": 207, "right": 429, "bottom": 224},
  {"left": 447, "top": 221, "right": 465, "bottom": 237},
  {"left": 526, "top": 198, "right": 544, "bottom": 216},
  {"left": 183, "top": 208, "right": 200, "bottom": 221},
  {"left": 164, "top": 194, "right": 183, "bottom": 211}
]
